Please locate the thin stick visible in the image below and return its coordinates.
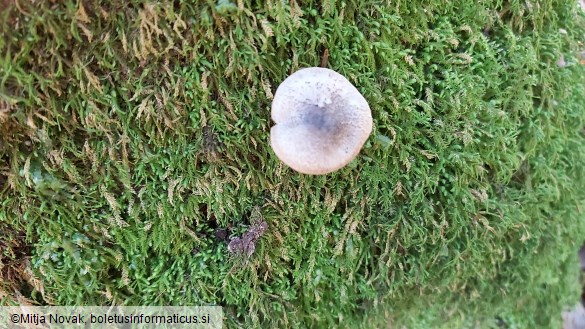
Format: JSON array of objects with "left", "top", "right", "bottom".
[{"left": 320, "top": 48, "right": 329, "bottom": 68}]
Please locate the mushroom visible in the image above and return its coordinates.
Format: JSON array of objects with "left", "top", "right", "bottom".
[{"left": 270, "top": 67, "right": 373, "bottom": 175}]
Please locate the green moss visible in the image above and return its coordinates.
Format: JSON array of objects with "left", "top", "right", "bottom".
[{"left": 1, "top": 0, "right": 585, "bottom": 327}]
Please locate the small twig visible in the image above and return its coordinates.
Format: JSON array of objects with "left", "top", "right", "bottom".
[{"left": 320, "top": 48, "right": 329, "bottom": 68}]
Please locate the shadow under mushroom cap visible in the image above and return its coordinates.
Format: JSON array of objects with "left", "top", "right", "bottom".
[{"left": 270, "top": 67, "right": 373, "bottom": 175}]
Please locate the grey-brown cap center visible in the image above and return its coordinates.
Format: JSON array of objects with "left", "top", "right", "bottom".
[{"left": 302, "top": 104, "right": 338, "bottom": 133}]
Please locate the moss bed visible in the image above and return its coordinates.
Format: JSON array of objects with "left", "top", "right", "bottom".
[{"left": 1, "top": 0, "right": 585, "bottom": 328}]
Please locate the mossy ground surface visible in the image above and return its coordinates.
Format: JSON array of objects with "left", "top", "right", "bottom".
[{"left": 1, "top": 0, "right": 585, "bottom": 328}]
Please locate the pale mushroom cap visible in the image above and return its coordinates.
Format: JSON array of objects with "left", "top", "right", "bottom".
[{"left": 270, "top": 67, "right": 373, "bottom": 175}]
